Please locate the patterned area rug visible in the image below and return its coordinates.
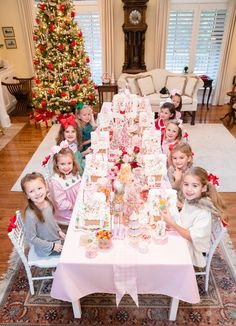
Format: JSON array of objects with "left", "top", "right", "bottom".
[{"left": 0, "top": 247, "right": 235, "bottom": 325}]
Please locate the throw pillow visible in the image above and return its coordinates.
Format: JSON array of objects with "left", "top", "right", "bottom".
[
  {"left": 135, "top": 75, "right": 156, "bottom": 96},
  {"left": 125, "top": 76, "right": 140, "bottom": 95},
  {"left": 184, "top": 77, "right": 198, "bottom": 97},
  {"left": 165, "top": 76, "right": 186, "bottom": 95}
]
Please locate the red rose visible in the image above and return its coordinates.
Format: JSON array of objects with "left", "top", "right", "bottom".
[
  {"left": 115, "top": 162, "right": 121, "bottom": 170},
  {"left": 60, "top": 92, "right": 67, "bottom": 98},
  {"left": 86, "top": 57, "right": 90, "bottom": 63},
  {"left": 75, "top": 84, "right": 80, "bottom": 90},
  {"left": 133, "top": 146, "right": 140, "bottom": 154},
  {"left": 70, "top": 40, "right": 76, "bottom": 47},
  {"left": 47, "top": 63, "right": 54, "bottom": 70}
]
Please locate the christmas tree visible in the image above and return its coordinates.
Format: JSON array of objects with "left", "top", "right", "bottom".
[{"left": 32, "top": 0, "right": 97, "bottom": 114}]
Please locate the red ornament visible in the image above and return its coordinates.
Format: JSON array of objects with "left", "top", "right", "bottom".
[
  {"left": 38, "top": 44, "right": 44, "bottom": 52},
  {"left": 41, "top": 100, "right": 47, "bottom": 107},
  {"left": 35, "top": 18, "right": 40, "bottom": 25},
  {"left": 75, "top": 84, "right": 80, "bottom": 90},
  {"left": 32, "top": 91, "right": 36, "bottom": 98},
  {"left": 88, "top": 94, "right": 94, "bottom": 100},
  {"left": 57, "top": 43, "right": 64, "bottom": 51},
  {"left": 70, "top": 40, "right": 76, "bottom": 47},
  {"left": 69, "top": 100, "right": 77, "bottom": 106},
  {"left": 33, "top": 34, "right": 38, "bottom": 41},
  {"left": 78, "top": 31, "right": 83, "bottom": 38},
  {"left": 39, "top": 3, "right": 46, "bottom": 11},
  {"left": 48, "top": 88, "right": 55, "bottom": 95},
  {"left": 47, "top": 63, "right": 54, "bottom": 70},
  {"left": 62, "top": 76, "right": 67, "bottom": 83},
  {"left": 33, "top": 59, "right": 39, "bottom": 65},
  {"left": 35, "top": 79, "right": 40, "bottom": 85},
  {"left": 60, "top": 92, "right": 67, "bottom": 98},
  {"left": 82, "top": 79, "right": 88, "bottom": 84},
  {"left": 71, "top": 11, "right": 75, "bottom": 18},
  {"left": 70, "top": 60, "right": 75, "bottom": 67},
  {"left": 59, "top": 4, "right": 65, "bottom": 12},
  {"left": 86, "top": 57, "right": 90, "bottom": 63},
  {"left": 49, "top": 24, "right": 55, "bottom": 32}
]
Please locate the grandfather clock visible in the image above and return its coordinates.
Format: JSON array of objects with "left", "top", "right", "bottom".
[{"left": 122, "top": 0, "right": 149, "bottom": 74}]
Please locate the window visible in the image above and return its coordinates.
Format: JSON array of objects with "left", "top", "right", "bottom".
[
  {"left": 166, "top": 2, "right": 227, "bottom": 85},
  {"left": 74, "top": 1, "right": 102, "bottom": 84}
]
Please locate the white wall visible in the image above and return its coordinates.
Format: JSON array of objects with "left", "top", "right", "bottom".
[
  {"left": 0, "top": 0, "right": 235, "bottom": 100},
  {"left": 0, "top": 0, "right": 32, "bottom": 76}
]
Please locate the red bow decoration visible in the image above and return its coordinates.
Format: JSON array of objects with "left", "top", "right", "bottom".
[
  {"left": 42, "top": 155, "right": 51, "bottom": 167},
  {"left": 60, "top": 115, "right": 76, "bottom": 129},
  {"left": 183, "top": 132, "right": 189, "bottom": 140},
  {"left": 207, "top": 173, "right": 220, "bottom": 186},
  {"left": 169, "top": 141, "right": 179, "bottom": 152},
  {"left": 8, "top": 215, "right": 17, "bottom": 233}
]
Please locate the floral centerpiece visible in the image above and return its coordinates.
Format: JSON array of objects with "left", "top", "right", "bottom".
[
  {"left": 96, "top": 229, "right": 112, "bottom": 249},
  {"left": 114, "top": 145, "right": 141, "bottom": 170}
]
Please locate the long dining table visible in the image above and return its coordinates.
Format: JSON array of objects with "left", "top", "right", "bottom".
[{"left": 50, "top": 101, "right": 200, "bottom": 320}]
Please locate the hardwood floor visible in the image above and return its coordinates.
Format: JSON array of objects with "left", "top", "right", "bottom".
[{"left": 0, "top": 104, "right": 235, "bottom": 277}]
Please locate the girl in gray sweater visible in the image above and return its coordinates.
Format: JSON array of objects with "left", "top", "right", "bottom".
[{"left": 21, "top": 172, "right": 66, "bottom": 257}]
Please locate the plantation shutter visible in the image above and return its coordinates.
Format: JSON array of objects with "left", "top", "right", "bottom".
[
  {"left": 166, "top": 10, "right": 194, "bottom": 73},
  {"left": 74, "top": 3, "right": 102, "bottom": 84},
  {"left": 194, "top": 9, "right": 227, "bottom": 82}
]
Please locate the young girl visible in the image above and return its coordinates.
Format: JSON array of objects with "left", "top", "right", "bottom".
[
  {"left": 49, "top": 147, "right": 81, "bottom": 224},
  {"left": 161, "top": 120, "right": 182, "bottom": 155},
  {"left": 155, "top": 101, "right": 176, "bottom": 131},
  {"left": 168, "top": 142, "right": 193, "bottom": 191},
  {"left": 21, "top": 172, "right": 65, "bottom": 257},
  {"left": 56, "top": 115, "right": 85, "bottom": 175},
  {"left": 76, "top": 103, "right": 97, "bottom": 152},
  {"left": 170, "top": 90, "right": 182, "bottom": 119},
  {"left": 161, "top": 166, "right": 227, "bottom": 267}
]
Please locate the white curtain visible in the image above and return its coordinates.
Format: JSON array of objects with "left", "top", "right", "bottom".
[
  {"left": 154, "top": 0, "right": 170, "bottom": 68},
  {"left": 17, "top": 0, "right": 35, "bottom": 76},
  {"left": 98, "top": 0, "right": 115, "bottom": 79},
  {"left": 212, "top": 0, "right": 236, "bottom": 105}
]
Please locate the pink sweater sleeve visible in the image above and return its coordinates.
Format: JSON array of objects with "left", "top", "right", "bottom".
[{"left": 50, "top": 179, "right": 73, "bottom": 211}]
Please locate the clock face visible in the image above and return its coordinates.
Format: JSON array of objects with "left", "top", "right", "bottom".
[{"left": 129, "top": 9, "right": 142, "bottom": 25}]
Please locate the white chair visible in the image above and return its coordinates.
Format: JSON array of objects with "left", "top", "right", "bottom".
[
  {"left": 195, "top": 218, "right": 227, "bottom": 292},
  {"left": 8, "top": 210, "right": 60, "bottom": 295}
]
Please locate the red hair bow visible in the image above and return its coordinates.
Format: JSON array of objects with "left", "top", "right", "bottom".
[
  {"left": 60, "top": 115, "right": 76, "bottom": 129},
  {"left": 8, "top": 215, "right": 17, "bottom": 233},
  {"left": 42, "top": 155, "right": 51, "bottom": 167},
  {"left": 207, "top": 173, "right": 219, "bottom": 186}
]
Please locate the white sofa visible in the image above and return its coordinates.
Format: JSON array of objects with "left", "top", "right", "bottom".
[{"left": 118, "top": 69, "right": 204, "bottom": 125}]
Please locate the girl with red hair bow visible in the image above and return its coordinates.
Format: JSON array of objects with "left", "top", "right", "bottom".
[{"left": 56, "top": 114, "right": 85, "bottom": 175}]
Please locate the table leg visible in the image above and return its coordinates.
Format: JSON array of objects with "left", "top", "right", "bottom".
[
  {"left": 202, "top": 87, "right": 207, "bottom": 105},
  {"left": 206, "top": 86, "right": 212, "bottom": 110},
  {"left": 72, "top": 299, "right": 82, "bottom": 318},
  {"left": 169, "top": 297, "right": 179, "bottom": 321}
]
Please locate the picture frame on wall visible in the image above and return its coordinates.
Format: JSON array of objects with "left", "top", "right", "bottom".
[
  {"left": 5, "top": 38, "right": 17, "bottom": 49},
  {"left": 2, "top": 26, "right": 15, "bottom": 38}
]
